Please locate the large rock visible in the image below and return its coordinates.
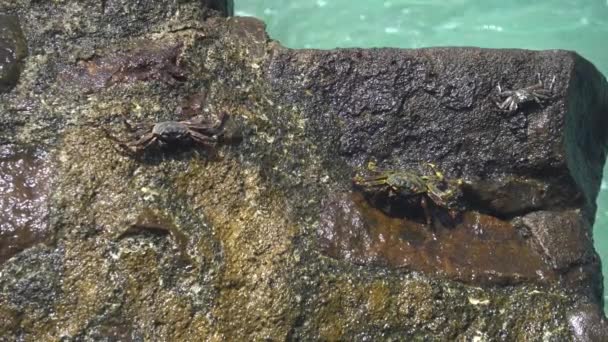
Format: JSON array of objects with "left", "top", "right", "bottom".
[{"left": 0, "top": 0, "right": 607, "bottom": 340}]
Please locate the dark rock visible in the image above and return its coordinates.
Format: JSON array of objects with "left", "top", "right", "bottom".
[
  {"left": 0, "top": 15, "right": 27, "bottom": 93},
  {"left": 465, "top": 175, "right": 582, "bottom": 218},
  {"left": 0, "top": 245, "right": 63, "bottom": 316},
  {"left": 516, "top": 209, "right": 603, "bottom": 303},
  {"left": 568, "top": 303, "right": 608, "bottom": 342},
  {"left": 227, "top": 16, "right": 268, "bottom": 58},
  {"left": 565, "top": 58, "right": 608, "bottom": 223},
  {"left": 0, "top": 0, "right": 224, "bottom": 56},
  {"left": 206, "top": 0, "right": 233, "bottom": 17},
  {"left": 265, "top": 48, "right": 608, "bottom": 220},
  {"left": 266, "top": 45, "right": 608, "bottom": 304},
  {"left": 520, "top": 209, "right": 594, "bottom": 271}
]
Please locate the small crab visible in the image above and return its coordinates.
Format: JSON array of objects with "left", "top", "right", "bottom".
[
  {"left": 104, "top": 111, "right": 228, "bottom": 154},
  {"left": 495, "top": 73, "right": 555, "bottom": 113},
  {"left": 353, "top": 163, "right": 465, "bottom": 226}
]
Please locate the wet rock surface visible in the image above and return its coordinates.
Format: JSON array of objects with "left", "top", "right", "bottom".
[
  {"left": 318, "top": 192, "right": 554, "bottom": 285},
  {"left": 569, "top": 303, "right": 608, "bottom": 342},
  {"left": 0, "top": 15, "right": 27, "bottom": 93},
  {"left": 0, "top": 0, "right": 606, "bottom": 340},
  {"left": 266, "top": 47, "right": 607, "bottom": 217},
  {"left": 0, "top": 144, "right": 54, "bottom": 264},
  {"left": 58, "top": 40, "right": 186, "bottom": 92},
  {"left": 266, "top": 43, "right": 608, "bottom": 300},
  {"left": 519, "top": 209, "right": 594, "bottom": 271},
  {"left": 465, "top": 175, "right": 583, "bottom": 218}
]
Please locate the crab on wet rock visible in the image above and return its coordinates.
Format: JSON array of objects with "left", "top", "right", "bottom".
[
  {"left": 353, "top": 163, "right": 465, "bottom": 226},
  {"left": 104, "top": 111, "right": 228, "bottom": 154},
  {"left": 495, "top": 73, "right": 555, "bottom": 113}
]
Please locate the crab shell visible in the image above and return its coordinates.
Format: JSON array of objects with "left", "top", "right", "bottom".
[{"left": 152, "top": 121, "right": 191, "bottom": 143}]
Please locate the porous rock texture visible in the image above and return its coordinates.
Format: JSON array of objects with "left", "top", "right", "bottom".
[{"left": 1, "top": 0, "right": 608, "bottom": 340}]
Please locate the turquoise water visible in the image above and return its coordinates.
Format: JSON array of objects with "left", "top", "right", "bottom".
[{"left": 236, "top": 0, "right": 608, "bottom": 307}]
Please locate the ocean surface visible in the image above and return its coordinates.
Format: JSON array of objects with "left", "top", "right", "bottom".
[{"left": 235, "top": 0, "right": 608, "bottom": 310}]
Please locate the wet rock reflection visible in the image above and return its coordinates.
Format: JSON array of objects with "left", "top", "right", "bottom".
[
  {"left": 0, "top": 145, "right": 53, "bottom": 264},
  {"left": 318, "top": 192, "right": 554, "bottom": 284}
]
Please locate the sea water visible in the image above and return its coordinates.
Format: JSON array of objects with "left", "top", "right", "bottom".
[{"left": 236, "top": 0, "right": 608, "bottom": 310}]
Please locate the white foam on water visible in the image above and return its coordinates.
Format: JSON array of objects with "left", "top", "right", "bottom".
[
  {"left": 439, "top": 21, "right": 461, "bottom": 30},
  {"left": 234, "top": 10, "right": 254, "bottom": 17},
  {"left": 384, "top": 27, "right": 400, "bottom": 34},
  {"left": 316, "top": 0, "right": 327, "bottom": 8},
  {"left": 479, "top": 24, "right": 504, "bottom": 32}
]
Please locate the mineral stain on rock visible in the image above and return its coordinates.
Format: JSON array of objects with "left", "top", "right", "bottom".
[
  {"left": 0, "top": 145, "right": 53, "bottom": 264},
  {"left": 318, "top": 192, "right": 554, "bottom": 284}
]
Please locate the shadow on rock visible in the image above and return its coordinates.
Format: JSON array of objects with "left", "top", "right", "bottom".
[{"left": 0, "top": 15, "right": 27, "bottom": 93}]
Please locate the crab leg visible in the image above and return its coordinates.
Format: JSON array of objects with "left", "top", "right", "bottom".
[
  {"left": 187, "top": 112, "right": 229, "bottom": 135},
  {"left": 102, "top": 128, "right": 151, "bottom": 154},
  {"left": 101, "top": 127, "right": 127, "bottom": 144},
  {"left": 130, "top": 136, "right": 158, "bottom": 152},
  {"left": 496, "top": 97, "right": 512, "bottom": 111},
  {"left": 496, "top": 83, "right": 503, "bottom": 94},
  {"left": 354, "top": 177, "right": 390, "bottom": 187},
  {"left": 190, "top": 130, "right": 218, "bottom": 146},
  {"left": 420, "top": 196, "right": 432, "bottom": 226},
  {"left": 121, "top": 117, "right": 137, "bottom": 132},
  {"left": 357, "top": 176, "right": 389, "bottom": 184},
  {"left": 424, "top": 163, "right": 444, "bottom": 180},
  {"left": 130, "top": 133, "right": 156, "bottom": 148}
]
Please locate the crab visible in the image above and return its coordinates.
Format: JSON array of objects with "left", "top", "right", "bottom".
[
  {"left": 104, "top": 111, "right": 228, "bottom": 154},
  {"left": 353, "top": 163, "right": 465, "bottom": 226},
  {"left": 495, "top": 74, "right": 555, "bottom": 113}
]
